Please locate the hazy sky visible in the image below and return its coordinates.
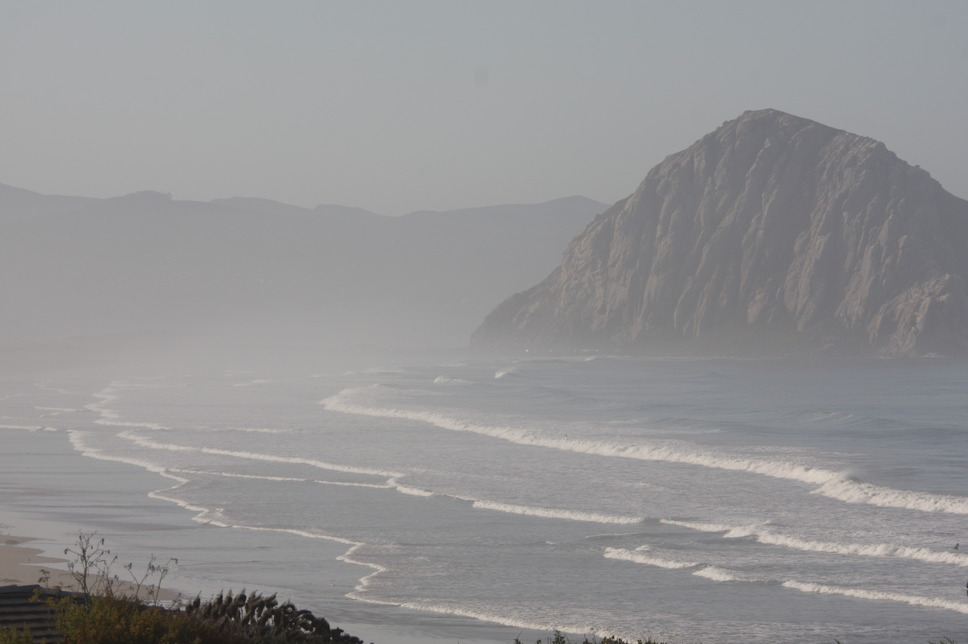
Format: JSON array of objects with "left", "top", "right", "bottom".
[{"left": 2, "top": 1, "right": 966, "bottom": 215}]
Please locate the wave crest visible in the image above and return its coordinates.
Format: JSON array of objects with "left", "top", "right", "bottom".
[
  {"left": 661, "top": 519, "right": 968, "bottom": 566},
  {"left": 473, "top": 501, "right": 642, "bottom": 525},
  {"left": 321, "top": 387, "right": 968, "bottom": 515}
]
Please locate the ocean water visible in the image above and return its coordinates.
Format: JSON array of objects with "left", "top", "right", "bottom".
[{"left": 2, "top": 354, "right": 967, "bottom": 643}]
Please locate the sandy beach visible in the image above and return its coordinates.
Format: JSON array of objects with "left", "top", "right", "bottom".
[
  {"left": 0, "top": 534, "right": 71, "bottom": 588},
  {"left": 0, "top": 532, "right": 182, "bottom": 603}
]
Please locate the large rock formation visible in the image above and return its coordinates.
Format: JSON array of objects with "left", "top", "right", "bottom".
[{"left": 472, "top": 109, "right": 968, "bottom": 356}]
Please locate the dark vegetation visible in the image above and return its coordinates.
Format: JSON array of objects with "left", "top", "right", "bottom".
[
  {"left": 0, "top": 533, "right": 365, "bottom": 644},
  {"left": 515, "top": 633, "right": 666, "bottom": 644},
  {"left": 47, "top": 589, "right": 365, "bottom": 644}
]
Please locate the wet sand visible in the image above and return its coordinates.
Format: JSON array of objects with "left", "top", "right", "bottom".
[
  {"left": 0, "top": 533, "right": 181, "bottom": 602},
  {"left": 0, "top": 534, "right": 70, "bottom": 588}
]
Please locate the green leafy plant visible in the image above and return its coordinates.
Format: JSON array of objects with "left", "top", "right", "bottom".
[
  {"left": 41, "top": 532, "right": 368, "bottom": 644},
  {"left": 184, "top": 590, "right": 364, "bottom": 643},
  {"left": 0, "top": 625, "right": 34, "bottom": 644}
]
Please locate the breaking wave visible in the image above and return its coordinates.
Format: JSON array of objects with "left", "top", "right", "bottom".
[
  {"left": 604, "top": 546, "right": 695, "bottom": 569},
  {"left": 320, "top": 387, "right": 968, "bottom": 515},
  {"left": 116, "top": 430, "right": 403, "bottom": 478},
  {"left": 472, "top": 501, "right": 643, "bottom": 525},
  {"left": 432, "top": 376, "right": 474, "bottom": 386},
  {"left": 661, "top": 519, "right": 968, "bottom": 566},
  {"left": 782, "top": 580, "right": 968, "bottom": 615},
  {"left": 606, "top": 542, "right": 968, "bottom": 615}
]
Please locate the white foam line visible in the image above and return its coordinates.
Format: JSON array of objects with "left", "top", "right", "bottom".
[
  {"left": 67, "top": 428, "right": 405, "bottom": 623},
  {"left": 339, "top": 543, "right": 389, "bottom": 595},
  {"left": 93, "top": 423, "right": 614, "bottom": 524},
  {"left": 70, "top": 432, "right": 377, "bottom": 567},
  {"left": 71, "top": 420, "right": 641, "bottom": 640},
  {"left": 173, "top": 469, "right": 309, "bottom": 483},
  {"left": 813, "top": 477, "right": 968, "bottom": 514},
  {"left": 432, "top": 376, "right": 474, "bottom": 386},
  {"left": 385, "top": 600, "right": 602, "bottom": 642},
  {"left": 394, "top": 476, "right": 645, "bottom": 524},
  {"left": 661, "top": 519, "right": 968, "bottom": 566},
  {"left": 169, "top": 468, "right": 391, "bottom": 490},
  {"left": 315, "top": 480, "right": 391, "bottom": 489},
  {"left": 69, "top": 430, "right": 181, "bottom": 479},
  {"left": 604, "top": 546, "right": 696, "bottom": 569},
  {"left": 206, "top": 522, "right": 357, "bottom": 547},
  {"left": 381, "top": 480, "right": 645, "bottom": 525},
  {"left": 86, "top": 385, "right": 169, "bottom": 430},
  {"left": 67, "top": 430, "right": 214, "bottom": 520},
  {"left": 604, "top": 540, "right": 968, "bottom": 615},
  {"left": 473, "top": 500, "right": 643, "bottom": 525},
  {"left": 692, "top": 566, "right": 744, "bottom": 582},
  {"left": 342, "top": 543, "right": 606, "bottom": 640},
  {"left": 116, "top": 430, "right": 403, "bottom": 478},
  {"left": 782, "top": 580, "right": 968, "bottom": 615},
  {"left": 95, "top": 419, "right": 170, "bottom": 430},
  {"left": 321, "top": 387, "right": 968, "bottom": 515},
  {"left": 391, "top": 483, "right": 436, "bottom": 497},
  {"left": 120, "top": 429, "right": 613, "bottom": 518},
  {"left": 320, "top": 388, "right": 839, "bottom": 485}
]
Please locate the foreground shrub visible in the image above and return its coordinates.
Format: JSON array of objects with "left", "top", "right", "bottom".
[
  {"left": 184, "top": 590, "right": 364, "bottom": 644},
  {"left": 516, "top": 630, "right": 668, "bottom": 644},
  {"left": 38, "top": 532, "right": 367, "bottom": 644},
  {"left": 55, "top": 595, "right": 208, "bottom": 644},
  {"left": 0, "top": 626, "right": 33, "bottom": 644},
  {"left": 53, "top": 592, "right": 366, "bottom": 644}
]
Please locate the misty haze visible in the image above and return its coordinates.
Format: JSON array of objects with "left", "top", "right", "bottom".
[
  {"left": 3, "top": 4, "right": 968, "bottom": 644},
  {"left": 0, "top": 185, "right": 603, "bottom": 370}
]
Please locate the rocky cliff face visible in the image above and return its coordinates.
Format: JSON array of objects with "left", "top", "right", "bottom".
[{"left": 472, "top": 109, "right": 968, "bottom": 356}]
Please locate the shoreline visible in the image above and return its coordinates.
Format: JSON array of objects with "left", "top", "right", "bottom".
[
  {"left": 0, "top": 534, "right": 70, "bottom": 588},
  {"left": 0, "top": 528, "right": 534, "bottom": 644},
  {"left": 0, "top": 375, "right": 550, "bottom": 644},
  {"left": 0, "top": 533, "right": 181, "bottom": 602}
]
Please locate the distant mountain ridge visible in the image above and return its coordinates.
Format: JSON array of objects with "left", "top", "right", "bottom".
[
  {"left": 472, "top": 109, "right": 968, "bottom": 357},
  {"left": 0, "top": 184, "right": 606, "bottom": 355}
]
